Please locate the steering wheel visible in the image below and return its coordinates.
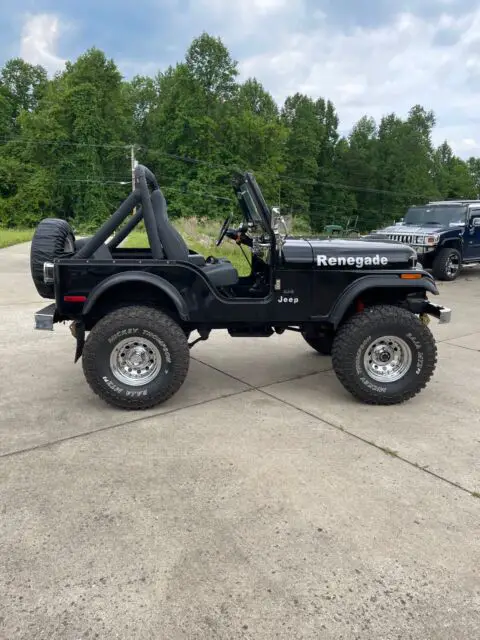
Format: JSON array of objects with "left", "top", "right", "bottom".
[{"left": 216, "top": 213, "right": 233, "bottom": 247}]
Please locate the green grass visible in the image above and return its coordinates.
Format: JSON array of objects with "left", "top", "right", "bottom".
[
  {"left": 0, "top": 228, "right": 35, "bottom": 249},
  {"left": 123, "top": 217, "right": 253, "bottom": 276}
]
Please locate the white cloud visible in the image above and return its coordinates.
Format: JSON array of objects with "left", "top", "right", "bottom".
[
  {"left": 238, "top": 7, "right": 480, "bottom": 158},
  {"left": 20, "top": 14, "right": 66, "bottom": 74},
  {"left": 192, "top": 0, "right": 304, "bottom": 41}
]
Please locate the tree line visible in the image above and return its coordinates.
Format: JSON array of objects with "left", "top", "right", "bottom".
[{"left": 1, "top": 32, "right": 479, "bottom": 233}]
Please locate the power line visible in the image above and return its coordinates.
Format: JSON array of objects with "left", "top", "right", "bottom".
[
  {"left": 54, "top": 179, "right": 234, "bottom": 203},
  {"left": 0, "top": 134, "right": 442, "bottom": 200}
]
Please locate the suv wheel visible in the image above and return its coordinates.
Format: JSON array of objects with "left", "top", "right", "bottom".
[
  {"left": 432, "top": 247, "right": 462, "bottom": 281},
  {"left": 332, "top": 305, "right": 437, "bottom": 405},
  {"left": 302, "top": 331, "right": 333, "bottom": 356},
  {"left": 82, "top": 306, "right": 190, "bottom": 410}
]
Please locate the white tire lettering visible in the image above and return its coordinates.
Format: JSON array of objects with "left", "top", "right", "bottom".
[
  {"left": 108, "top": 328, "right": 140, "bottom": 344},
  {"left": 416, "top": 352, "right": 424, "bottom": 375},
  {"left": 407, "top": 333, "right": 422, "bottom": 350},
  {"left": 360, "top": 377, "right": 387, "bottom": 393},
  {"left": 102, "top": 376, "right": 123, "bottom": 394}
]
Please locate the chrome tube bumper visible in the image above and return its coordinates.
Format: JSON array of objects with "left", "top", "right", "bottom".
[{"left": 424, "top": 302, "right": 452, "bottom": 324}]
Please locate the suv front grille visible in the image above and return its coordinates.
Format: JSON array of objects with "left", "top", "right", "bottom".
[{"left": 387, "top": 234, "right": 415, "bottom": 244}]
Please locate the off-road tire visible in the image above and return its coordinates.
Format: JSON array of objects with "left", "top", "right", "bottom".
[
  {"left": 302, "top": 332, "right": 333, "bottom": 356},
  {"left": 331, "top": 305, "right": 437, "bottom": 405},
  {"left": 432, "top": 247, "right": 462, "bottom": 281},
  {"left": 30, "top": 218, "right": 75, "bottom": 298},
  {"left": 82, "top": 306, "right": 190, "bottom": 410}
]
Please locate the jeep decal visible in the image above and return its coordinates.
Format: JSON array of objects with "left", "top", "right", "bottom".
[{"left": 316, "top": 254, "right": 389, "bottom": 268}]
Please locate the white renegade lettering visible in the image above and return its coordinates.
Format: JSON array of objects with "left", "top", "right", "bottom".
[{"left": 316, "top": 254, "right": 389, "bottom": 268}]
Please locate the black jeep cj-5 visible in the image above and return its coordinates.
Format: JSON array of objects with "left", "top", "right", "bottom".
[{"left": 31, "top": 165, "right": 451, "bottom": 409}]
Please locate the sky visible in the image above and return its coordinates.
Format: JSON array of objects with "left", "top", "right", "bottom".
[{"left": 1, "top": 0, "right": 480, "bottom": 158}]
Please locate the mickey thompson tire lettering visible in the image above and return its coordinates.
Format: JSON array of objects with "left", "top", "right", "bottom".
[
  {"left": 331, "top": 304, "right": 437, "bottom": 406},
  {"left": 82, "top": 305, "right": 190, "bottom": 410}
]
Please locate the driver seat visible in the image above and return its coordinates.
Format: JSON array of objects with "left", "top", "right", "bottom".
[{"left": 151, "top": 189, "right": 239, "bottom": 288}]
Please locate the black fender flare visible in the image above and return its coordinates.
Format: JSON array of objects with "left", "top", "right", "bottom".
[
  {"left": 327, "top": 274, "right": 439, "bottom": 328},
  {"left": 82, "top": 271, "right": 189, "bottom": 321},
  {"left": 439, "top": 235, "right": 463, "bottom": 253}
]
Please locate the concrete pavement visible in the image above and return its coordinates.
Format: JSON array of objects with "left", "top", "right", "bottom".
[{"left": 0, "top": 242, "right": 479, "bottom": 639}]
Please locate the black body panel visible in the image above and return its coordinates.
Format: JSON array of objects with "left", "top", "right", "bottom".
[{"left": 53, "top": 254, "right": 438, "bottom": 329}]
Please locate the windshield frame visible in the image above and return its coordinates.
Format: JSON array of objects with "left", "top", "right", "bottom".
[
  {"left": 232, "top": 172, "right": 272, "bottom": 235},
  {"left": 403, "top": 204, "right": 468, "bottom": 227}
]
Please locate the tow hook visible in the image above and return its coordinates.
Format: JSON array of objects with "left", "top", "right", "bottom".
[{"left": 71, "top": 321, "right": 85, "bottom": 363}]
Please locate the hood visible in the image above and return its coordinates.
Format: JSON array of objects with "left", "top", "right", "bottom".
[
  {"left": 373, "top": 222, "right": 464, "bottom": 236},
  {"left": 282, "top": 238, "right": 416, "bottom": 270}
]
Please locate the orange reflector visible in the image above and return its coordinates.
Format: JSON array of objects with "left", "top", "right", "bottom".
[{"left": 400, "top": 273, "right": 422, "bottom": 280}]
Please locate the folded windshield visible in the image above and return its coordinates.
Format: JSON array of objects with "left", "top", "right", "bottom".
[{"left": 404, "top": 205, "right": 467, "bottom": 226}]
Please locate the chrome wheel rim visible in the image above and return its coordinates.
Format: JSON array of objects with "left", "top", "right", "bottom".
[
  {"left": 363, "top": 336, "right": 412, "bottom": 383},
  {"left": 110, "top": 337, "right": 162, "bottom": 386},
  {"left": 446, "top": 254, "right": 460, "bottom": 278}
]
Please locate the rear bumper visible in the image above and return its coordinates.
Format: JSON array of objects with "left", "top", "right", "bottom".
[{"left": 34, "top": 303, "right": 56, "bottom": 330}]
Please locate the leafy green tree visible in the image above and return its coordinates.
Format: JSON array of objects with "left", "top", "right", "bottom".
[
  {"left": 0, "top": 58, "right": 47, "bottom": 134},
  {"left": 309, "top": 99, "right": 349, "bottom": 231},
  {"left": 467, "top": 157, "right": 480, "bottom": 198},
  {"left": 185, "top": 33, "right": 238, "bottom": 102},
  {"left": 281, "top": 94, "right": 321, "bottom": 218},
  {"left": 433, "top": 142, "right": 476, "bottom": 199},
  {"left": 0, "top": 48, "right": 131, "bottom": 228}
]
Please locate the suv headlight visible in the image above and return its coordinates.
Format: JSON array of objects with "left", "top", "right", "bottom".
[
  {"left": 416, "top": 236, "right": 424, "bottom": 244},
  {"left": 425, "top": 234, "right": 440, "bottom": 246}
]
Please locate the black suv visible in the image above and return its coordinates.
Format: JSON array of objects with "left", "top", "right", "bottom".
[
  {"left": 366, "top": 200, "right": 480, "bottom": 281},
  {"left": 31, "top": 165, "right": 451, "bottom": 409}
]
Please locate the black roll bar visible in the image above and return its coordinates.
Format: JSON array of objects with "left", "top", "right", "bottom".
[
  {"left": 107, "top": 206, "right": 143, "bottom": 250},
  {"left": 74, "top": 190, "right": 141, "bottom": 259},
  {"left": 73, "top": 164, "right": 163, "bottom": 260},
  {"left": 135, "top": 165, "right": 163, "bottom": 259},
  {"left": 137, "top": 164, "right": 159, "bottom": 190}
]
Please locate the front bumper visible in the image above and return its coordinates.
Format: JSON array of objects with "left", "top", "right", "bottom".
[
  {"left": 422, "top": 301, "right": 451, "bottom": 324},
  {"left": 34, "top": 303, "right": 56, "bottom": 330}
]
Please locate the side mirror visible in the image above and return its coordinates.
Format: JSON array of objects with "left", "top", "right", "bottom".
[{"left": 472, "top": 217, "right": 480, "bottom": 227}]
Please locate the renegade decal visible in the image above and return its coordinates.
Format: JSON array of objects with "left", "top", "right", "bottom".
[{"left": 316, "top": 254, "right": 389, "bottom": 268}]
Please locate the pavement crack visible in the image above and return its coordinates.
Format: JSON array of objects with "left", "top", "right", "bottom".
[
  {"left": 191, "top": 355, "right": 332, "bottom": 389},
  {"left": 438, "top": 331, "right": 479, "bottom": 343},
  {"left": 190, "top": 358, "right": 478, "bottom": 497},
  {"left": 0, "top": 388, "right": 250, "bottom": 460},
  {"left": 442, "top": 341, "right": 479, "bottom": 353},
  {"left": 257, "top": 387, "right": 478, "bottom": 499}
]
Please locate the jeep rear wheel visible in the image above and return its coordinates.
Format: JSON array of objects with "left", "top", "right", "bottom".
[
  {"left": 82, "top": 306, "right": 190, "bottom": 410},
  {"left": 331, "top": 305, "right": 437, "bottom": 405},
  {"left": 432, "top": 247, "right": 462, "bottom": 281}
]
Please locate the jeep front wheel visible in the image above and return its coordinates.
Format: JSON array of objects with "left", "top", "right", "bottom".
[
  {"left": 82, "top": 306, "right": 190, "bottom": 410},
  {"left": 331, "top": 305, "right": 437, "bottom": 405},
  {"left": 432, "top": 247, "right": 462, "bottom": 281}
]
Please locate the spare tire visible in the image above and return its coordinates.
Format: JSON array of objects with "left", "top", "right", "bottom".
[{"left": 30, "top": 218, "right": 75, "bottom": 299}]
